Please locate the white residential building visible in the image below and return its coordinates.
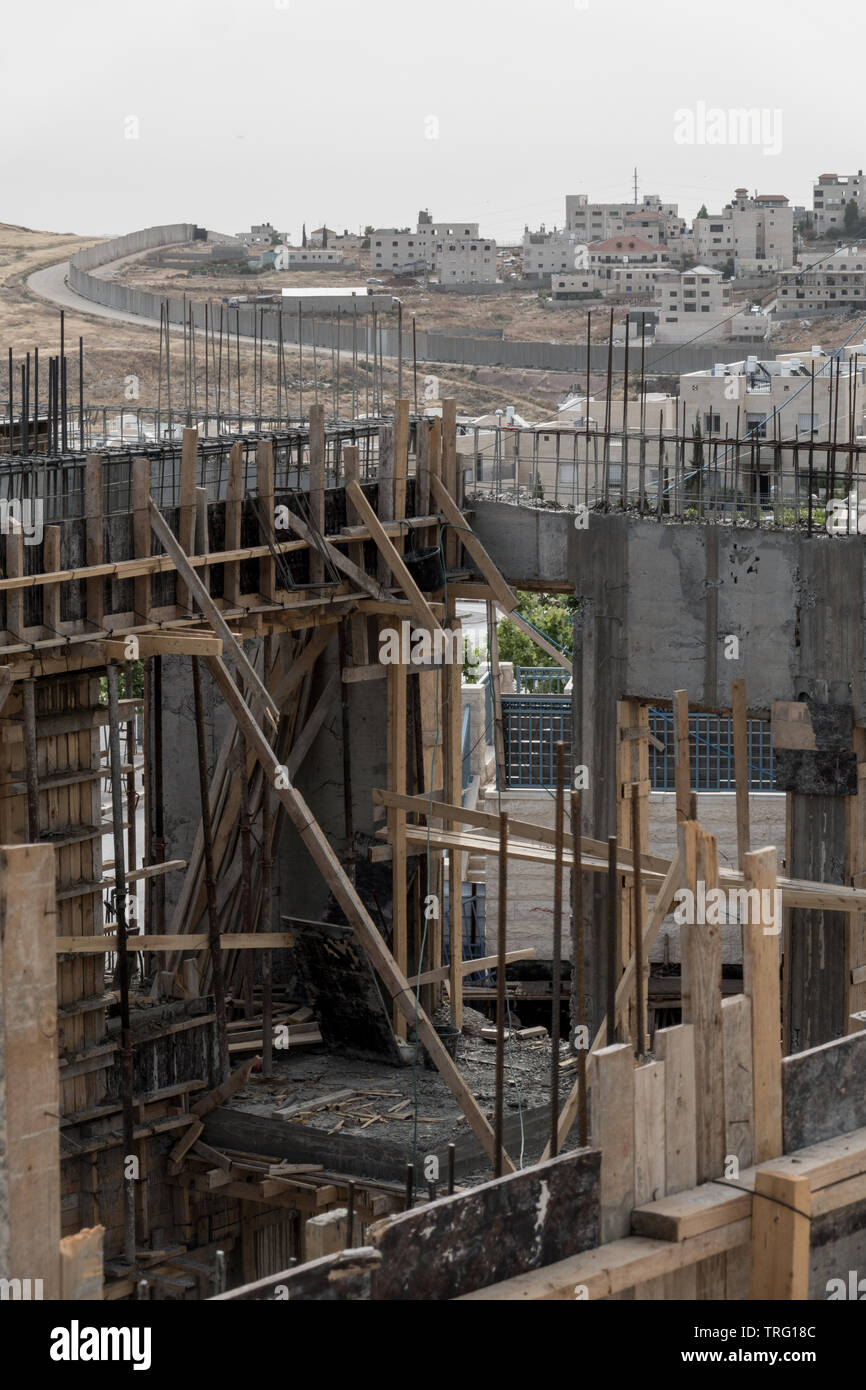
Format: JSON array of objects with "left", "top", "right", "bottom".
[
  {"left": 523, "top": 226, "right": 588, "bottom": 278},
  {"left": 434, "top": 237, "right": 497, "bottom": 284},
  {"left": 566, "top": 194, "right": 684, "bottom": 250},
  {"left": 654, "top": 267, "right": 772, "bottom": 344},
  {"left": 693, "top": 190, "right": 794, "bottom": 273},
  {"left": 551, "top": 272, "right": 597, "bottom": 301},
  {"left": 812, "top": 173, "right": 866, "bottom": 237},
  {"left": 285, "top": 248, "right": 345, "bottom": 268},
  {"left": 588, "top": 234, "right": 670, "bottom": 294},
  {"left": 370, "top": 210, "right": 485, "bottom": 275},
  {"left": 778, "top": 245, "right": 866, "bottom": 312}
]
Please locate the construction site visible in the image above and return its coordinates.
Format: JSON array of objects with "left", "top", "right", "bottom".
[{"left": 0, "top": 218, "right": 865, "bottom": 1341}]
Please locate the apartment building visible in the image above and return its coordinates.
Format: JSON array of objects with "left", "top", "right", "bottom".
[
  {"left": 235, "top": 222, "right": 281, "bottom": 246},
  {"left": 680, "top": 351, "right": 866, "bottom": 448},
  {"left": 777, "top": 245, "right": 866, "bottom": 312},
  {"left": 693, "top": 189, "right": 794, "bottom": 272},
  {"left": 653, "top": 267, "right": 734, "bottom": 342},
  {"left": 523, "top": 226, "right": 588, "bottom": 278},
  {"left": 370, "top": 210, "right": 485, "bottom": 275},
  {"left": 812, "top": 173, "right": 866, "bottom": 237},
  {"left": 551, "top": 272, "right": 597, "bottom": 301},
  {"left": 588, "top": 234, "right": 670, "bottom": 294},
  {"left": 566, "top": 193, "right": 684, "bottom": 248},
  {"left": 434, "top": 237, "right": 497, "bottom": 284}
]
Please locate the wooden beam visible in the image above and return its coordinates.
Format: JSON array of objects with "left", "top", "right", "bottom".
[
  {"left": 42, "top": 527, "right": 62, "bottom": 637},
  {"left": 497, "top": 606, "right": 572, "bottom": 677},
  {"left": 286, "top": 673, "right": 340, "bottom": 779},
  {"left": 257, "top": 438, "right": 276, "bottom": 602},
  {"left": 414, "top": 947, "right": 536, "bottom": 986},
  {"left": 749, "top": 1170, "right": 810, "bottom": 1300},
  {"left": 132, "top": 458, "right": 151, "bottom": 624},
  {"left": 177, "top": 427, "right": 198, "bottom": 613},
  {"left": 345, "top": 479, "right": 442, "bottom": 637},
  {"left": 732, "top": 678, "right": 751, "bottom": 865},
  {"left": 673, "top": 690, "right": 690, "bottom": 851},
  {"left": 309, "top": 404, "right": 326, "bottom": 585},
  {"left": 224, "top": 441, "right": 243, "bottom": 608},
  {"left": 55, "top": 933, "right": 295, "bottom": 954},
  {"left": 275, "top": 503, "right": 387, "bottom": 602},
  {"left": 742, "top": 847, "right": 783, "bottom": 1164},
  {"left": 204, "top": 652, "right": 512, "bottom": 1171},
  {"left": 592, "top": 1043, "right": 635, "bottom": 1241},
  {"left": 148, "top": 497, "right": 279, "bottom": 727},
  {"left": 85, "top": 453, "right": 104, "bottom": 629},
  {"left": 389, "top": 658, "right": 409, "bottom": 1038},
  {"left": 60, "top": 1227, "right": 104, "bottom": 1301},
  {"left": 430, "top": 475, "right": 518, "bottom": 611},
  {"left": 102, "top": 634, "right": 223, "bottom": 660},
  {"left": 1, "top": 843, "right": 61, "bottom": 1298},
  {"left": 682, "top": 823, "right": 725, "bottom": 1184}
]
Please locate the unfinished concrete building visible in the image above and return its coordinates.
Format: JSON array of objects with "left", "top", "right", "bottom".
[{"left": 1, "top": 233, "right": 866, "bottom": 1309}]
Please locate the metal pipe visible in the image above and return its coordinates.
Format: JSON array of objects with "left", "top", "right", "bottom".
[
  {"left": 261, "top": 634, "right": 275, "bottom": 1079},
  {"left": 192, "top": 656, "right": 230, "bottom": 1079},
  {"left": 107, "top": 663, "right": 137, "bottom": 1266},
  {"left": 405, "top": 1163, "right": 415, "bottom": 1210},
  {"left": 494, "top": 812, "right": 509, "bottom": 1179},
  {"left": 550, "top": 742, "right": 565, "bottom": 1157}
]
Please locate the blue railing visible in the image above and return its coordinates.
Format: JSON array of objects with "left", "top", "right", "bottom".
[
  {"left": 648, "top": 708, "right": 774, "bottom": 791},
  {"left": 501, "top": 695, "right": 572, "bottom": 789},
  {"left": 461, "top": 703, "right": 472, "bottom": 790},
  {"left": 515, "top": 666, "right": 569, "bottom": 694}
]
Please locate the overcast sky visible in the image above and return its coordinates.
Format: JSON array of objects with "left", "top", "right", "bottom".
[{"left": 1, "top": 0, "right": 860, "bottom": 242}]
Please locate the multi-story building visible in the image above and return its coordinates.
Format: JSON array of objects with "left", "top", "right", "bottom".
[
  {"left": 588, "top": 234, "right": 670, "bottom": 294},
  {"left": 812, "top": 173, "right": 866, "bottom": 237},
  {"left": 235, "top": 223, "right": 281, "bottom": 246},
  {"left": 777, "top": 245, "right": 866, "bottom": 312},
  {"left": 522, "top": 226, "right": 588, "bottom": 278},
  {"left": 434, "top": 237, "right": 497, "bottom": 284},
  {"left": 693, "top": 190, "right": 794, "bottom": 272},
  {"left": 653, "top": 267, "right": 772, "bottom": 343},
  {"left": 370, "top": 211, "right": 486, "bottom": 275},
  {"left": 551, "top": 272, "right": 597, "bottom": 301},
  {"left": 566, "top": 193, "right": 683, "bottom": 248},
  {"left": 679, "top": 350, "right": 866, "bottom": 451}
]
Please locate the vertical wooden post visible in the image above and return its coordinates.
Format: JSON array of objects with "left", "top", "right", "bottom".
[
  {"left": 732, "top": 678, "right": 751, "bottom": 866},
  {"left": 591, "top": 1043, "right": 636, "bottom": 1242},
  {"left": 42, "top": 525, "right": 62, "bottom": 636},
  {"left": 132, "top": 458, "right": 151, "bottom": 625},
  {"left": 224, "top": 441, "right": 243, "bottom": 609},
  {"left": 749, "top": 1171, "right": 811, "bottom": 1300},
  {"left": 389, "top": 654, "right": 408, "bottom": 1039},
  {"left": 60, "top": 1227, "right": 104, "bottom": 1300},
  {"left": 487, "top": 602, "right": 507, "bottom": 792},
  {"left": 394, "top": 399, "right": 410, "bottom": 553},
  {"left": 617, "top": 700, "right": 650, "bottom": 1039},
  {"left": 681, "top": 822, "right": 725, "bottom": 1183},
  {"left": 742, "top": 846, "right": 783, "bottom": 1163},
  {"left": 4, "top": 531, "right": 24, "bottom": 639},
  {"left": 445, "top": 610, "right": 464, "bottom": 1030},
  {"left": 257, "top": 438, "right": 276, "bottom": 602},
  {"left": 1, "top": 843, "right": 61, "bottom": 1299},
  {"left": 309, "top": 404, "right": 326, "bottom": 585},
  {"left": 177, "top": 426, "right": 198, "bottom": 614},
  {"left": 343, "top": 445, "right": 369, "bottom": 666},
  {"left": 441, "top": 399, "right": 458, "bottom": 570},
  {"left": 673, "top": 690, "right": 690, "bottom": 858},
  {"left": 85, "top": 453, "right": 103, "bottom": 630}
]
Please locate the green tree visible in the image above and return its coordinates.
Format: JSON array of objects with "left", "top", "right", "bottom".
[
  {"left": 697, "top": 203, "right": 709, "bottom": 220},
  {"left": 496, "top": 593, "right": 575, "bottom": 669}
]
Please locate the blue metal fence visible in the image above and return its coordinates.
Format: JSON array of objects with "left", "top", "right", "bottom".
[
  {"left": 515, "top": 666, "right": 570, "bottom": 694},
  {"left": 648, "top": 708, "right": 774, "bottom": 791},
  {"left": 501, "top": 695, "right": 572, "bottom": 789}
]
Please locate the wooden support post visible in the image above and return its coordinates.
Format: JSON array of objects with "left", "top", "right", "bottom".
[
  {"left": 85, "top": 452, "right": 104, "bottom": 629},
  {"left": 257, "top": 438, "right": 276, "bottom": 602},
  {"left": 617, "top": 700, "right": 650, "bottom": 1041},
  {"left": 591, "top": 1043, "right": 635, "bottom": 1242},
  {"left": 732, "top": 678, "right": 751, "bottom": 866},
  {"left": 1, "top": 843, "right": 61, "bottom": 1299},
  {"left": 343, "top": 444, "right": 369, "bottom": 664},
  {"left": 430, "top": 475, "right": 518, "bottom": 611},
  {"left": 487, "top": 601, "right": 507, "bottom": 792},
  {"left": 749, "top": 1170, "right": 811, "bottom": 1300},
  {"left": 673, "top": 690, "right": 690, "bottom": 858},
  {"left": 345, "top": 478, "right": 442, "bottom": 636},
  {"left": 4, "top": 532, "right": 24, "bottom": 639},
  {"left": 42, "top": 525, "right": 62, "bottom": 636},
  {"left": 497, "top": 605, "right": 572, "bottom": 675},
  {"left": 224, "top": 441, "right": 243, "bottom": 608},
  {"left": 394, "top": 400, "right": 410, "bottom": 553},
  {"left": 177, "top": 426, "right": 198, "bottom": 613},
  {"left": 204, "top": 653, "right": 513, "bottom": 1171},
  {"left": 681, "top": 823, "right": 725, "bottom": 1184},
  {"left": 60, "top": 1227, "right": 104, "bottom": 1301},
  {"left": 305, "top": 1208, "right": 348, "bottom": 1261},
  {"left": 388, "top": 655, "right": 408, "bottom": 1039},
  {"left": 441, "top": 399, "right": 458, "bottom": 570},
  {"left": 742, "top": 846, "right": 783, "bottom": 1163},
  {"left": 132, "top": 459, "right": 151, "bottom": 624},
  {"left": 634, "top": 1061, "right": 665, "bottom": 1206},
  {"left": 309, "top": 404, "right": 326, "bottom": 585},
  {"left": 445, "top": 610, "right": 464, "bottom": 1030}
]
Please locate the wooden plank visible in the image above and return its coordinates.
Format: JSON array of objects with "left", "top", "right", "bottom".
[
  {"left": 722, "top": 993, "right": 754, "bottom": 1171},
  {"left": 177, "top": 426, "right": 198, "bottom": 613},
  {"left": 633, "top": 1062, "right": 665, "bottom": 1206},
  {"left": 591, "top": 1043, "right": 635, "bottom": 1241},
  {"left": 191, "top": 1059, "right": 256, "bottom": 1118},
  {"left": 389, "top": 658, "right": 409, "bottom": 1038},
  {"left": 1, "top": 843, "right": 61, "bottom": 1298},
  {"left": 771, "top": 701, "right": 816, "bottom": 751},
  {"left": 168, "top": 1117, "right": 204, "bottom": 1167},
  {"left": 749, "top": 1170, "right": 810, "bottom": 1300},
  {"left": 274, "top": 504, "right": 386, "bottom": 602},
  {"left": 444, "top": 612, "right": 463, "bottom": 1028},
  {"left": 102, "top": 634, "right": 223, "bottom": 660},
  {"left": 742, "top": 847, "right": 783, "bottom": 1163},
  {"left": 224, "top": 441, "right": 243, "bottom": 607},
  {"left": 632, "top": 1181, "right": 751, "bottom": 1242},
  {"left": 458, "top": 1222, "right": 751, "bottom": 1301},
  {"left": 393, "top": 400, "right": 410, "bottom": 548},
  {"left": 732, "top": 677, "right": 751, "bottom": 864},
  {"left": 305, "top": 1208, "right": 348, "bottom": 1261},
  {"left": 4, "top": 532, "right": 24, "bottom": 638},
  {"left": 441, "top": 400, "right": 458, "bottom": 570},
  {"left": 204, "top": 652, "right": 512, "bottom": 1171},
  {"left": 430, "top": 475, "right": 518, "bottom": 611},
  {"left": 257, "top": 438, "right": 276, "bottom": 602},
  {"left": 681, "top": 824, "right": 725, "bottom": 1183},
  {"left": 286, "top": 673, "right": 340, "bottom": 779},
  {"left": 654, "top": 1024, "right": 697, "bottom": 1195},
  {"left": 309, "top": 404, "right": 326, "bottom": 585},
  {"left": 673, "top": 691, "right": 690, "bottom": 847},
  {"left": 345, "top": 480, "right": 442, "bottom": 637},
  {"left": 60, "top": 1226, "right": 104, "bottom": 1300},
  {"left": 85, "top": 453, "right": 104, "bottom": 629},
  {"left": 42, "top": 527, "right": 62, "bottom": 637},
  {"left": 148, "top": 497, "right": 279, "bottom": 726},
  {"left": 132, "top": 458, "right": 152, "bottom": 624}
]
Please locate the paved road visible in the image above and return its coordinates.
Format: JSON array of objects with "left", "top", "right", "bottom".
[{"left": 27, "top": 257, "right": 165, "bottom": 330}]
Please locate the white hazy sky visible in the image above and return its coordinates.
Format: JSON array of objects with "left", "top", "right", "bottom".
[{"left": 1, "top": 0, "right": 861, "bottom": 242}]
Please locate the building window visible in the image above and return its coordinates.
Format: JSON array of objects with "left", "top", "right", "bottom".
[
  {"left": 798, "top": 413, "right": 820, "bottom": 435},
  {"left": 746, "top": 414, "right": 768, "bottom": 439},
  {"left": 704, "top": 413, "right": 721, "bottom": 434}
]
